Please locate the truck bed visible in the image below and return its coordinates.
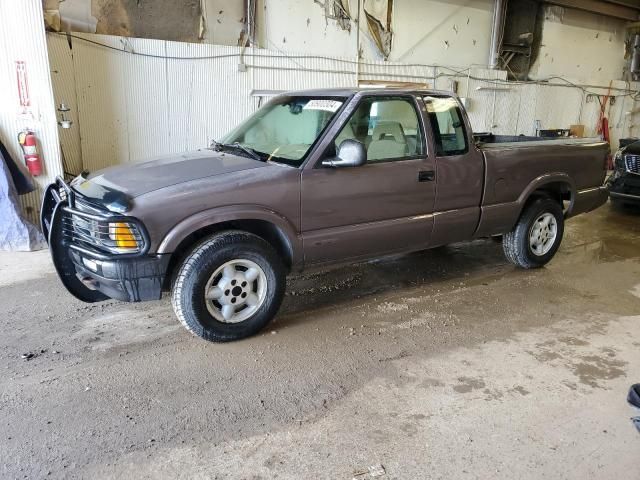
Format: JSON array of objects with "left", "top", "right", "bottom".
[{"left": 473, "top": 136, "right": 609, "bottom": 237}]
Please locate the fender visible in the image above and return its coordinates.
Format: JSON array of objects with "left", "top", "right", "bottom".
[
  {"left": 475, "top": 173, "right": 575, "bottom": 238},
  {"left": 156, "top": 204, "right": 303, "bottom": 265},
  {"left": 516, "top": 172, "right": 576, "bottom": 215}
]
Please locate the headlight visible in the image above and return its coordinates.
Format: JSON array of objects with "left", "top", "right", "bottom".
[
  {"left": 67, "top": 216, "right": 144, "bottom": 254},
  {"left": 613, "top": 150, "right": 624, "bottom": 170}
]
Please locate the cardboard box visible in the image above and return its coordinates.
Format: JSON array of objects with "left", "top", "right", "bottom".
[{"left": 570, "top": 124, "right": 585, "bottom": 137}]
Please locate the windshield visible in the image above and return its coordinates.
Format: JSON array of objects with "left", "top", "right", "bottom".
[{"left": 221, "top": 96, "right": 346, "bottom": 167}]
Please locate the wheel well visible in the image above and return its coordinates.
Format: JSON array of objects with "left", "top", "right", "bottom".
[
  {"left": 526, "top": 182, "right": 572, "bottom": 214},
  {"left": 162, "top": 220, "right": 293, "bottom": 291}
]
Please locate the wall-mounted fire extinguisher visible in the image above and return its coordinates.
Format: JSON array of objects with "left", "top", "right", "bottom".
[{"left": 17, "top": 129, "right": 43, "bottom": 177}]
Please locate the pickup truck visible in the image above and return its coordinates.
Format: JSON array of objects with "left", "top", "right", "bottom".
[{"left": 42, "top": 88, "right": 609, "bottom": 342}]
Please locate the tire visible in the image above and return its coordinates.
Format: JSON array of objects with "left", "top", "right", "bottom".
[
  {"left": 171, "top": 231, "right": 286, "bottom": 342},
  {"left": 503, "top": 197, "right": 564, "bottom": 269}
]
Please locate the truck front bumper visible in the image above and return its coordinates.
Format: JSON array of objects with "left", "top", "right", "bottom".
[
  {"left": 67, "top": 249, "right": 170, "bottom": 302},
  {"left": 41, "top": 179, "right": 169, "bottom": 303},
  {"left": 609, "top": 174, "right": 640, "bottom": 205}
]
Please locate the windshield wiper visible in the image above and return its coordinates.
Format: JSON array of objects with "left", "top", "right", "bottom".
[{"left": 210, "top": 140, "right": 263, "bottom": 162}]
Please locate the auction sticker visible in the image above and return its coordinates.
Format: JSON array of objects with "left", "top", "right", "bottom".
[{"left": 303, "top": 99, "right": 343, "bottom": 112}]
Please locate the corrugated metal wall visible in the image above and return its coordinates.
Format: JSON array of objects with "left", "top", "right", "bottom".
[
  {"left": 48, "top": 34, "right": 83, "bottom": 177},
  {"left": 0, "top": 0, "right": 63, "bottom": 226},
  {"left": 46, "top": 32, "right": 639, "bottom": 174},
  {"left": 47, "top": 34, "right": 359, "bottom": 172}
]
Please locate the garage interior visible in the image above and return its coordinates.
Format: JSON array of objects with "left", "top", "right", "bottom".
[{"left": 1, "top": 0, "right": 639, "bottom": 478}]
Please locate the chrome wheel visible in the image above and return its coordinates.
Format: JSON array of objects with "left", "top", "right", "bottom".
[
  {"left": 529, "top": 212, "right": 558, "bottom": 256},
  {"left": 204, "top": 259, "right": 267, "bottom": 323}
]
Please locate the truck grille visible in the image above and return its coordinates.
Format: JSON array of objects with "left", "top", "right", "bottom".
[
  {"left": 42, "top": 176, "right": 149, "bottom": 258},
  {"left": 625, "top": 154, "right": 640, "bottom": 175},
  {"left": 61, "top": 211, "right": 144, "bottom": 255}
]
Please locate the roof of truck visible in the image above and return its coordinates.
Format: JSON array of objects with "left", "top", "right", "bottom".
[{"left": 282, "top": 87, "right": 456, "bottom": 97}]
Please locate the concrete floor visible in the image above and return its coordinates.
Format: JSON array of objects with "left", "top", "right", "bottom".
[{"left": 1, "top": 202, "right": 639, "bottom": 479}]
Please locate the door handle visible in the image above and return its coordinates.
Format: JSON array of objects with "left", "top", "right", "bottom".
[{"left": 418, "top": 170, "right": 435, "bottom": 182}]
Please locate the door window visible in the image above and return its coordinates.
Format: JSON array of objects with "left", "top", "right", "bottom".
[
  {"left": 423, "top": 96, "right": 468, "bottom": 156},
  {"left": 333, "top": 97, "right": 424, "bottom": 162}
]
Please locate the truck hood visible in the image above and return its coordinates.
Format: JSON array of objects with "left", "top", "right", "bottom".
[{"left": 71, "top": 150, "right": 267, "bottom": 212}]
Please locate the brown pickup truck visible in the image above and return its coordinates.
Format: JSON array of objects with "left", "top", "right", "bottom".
[{"left": 42, "top": 88, "right": 609, "bottom": 342}]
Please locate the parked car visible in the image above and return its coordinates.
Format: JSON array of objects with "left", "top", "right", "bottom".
[
  {"left": 42, "top": 88, "right": 609, "bottom": 342},
  {"left": 609, "top": 140, "right": 640, "bottom": 207}
]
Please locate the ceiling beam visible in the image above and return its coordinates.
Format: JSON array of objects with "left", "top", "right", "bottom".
[
  {"left": 545, "top": 0, "right": 640, "bottom": 20},
  {"left": 604, "top": 1, "right": 640, "bottom": 9}
]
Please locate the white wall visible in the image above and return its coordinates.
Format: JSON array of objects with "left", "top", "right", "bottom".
[
  {"left": 387, "top": 0, "right": 494, "bottom": 66},
  {"left": 256, "top": 0, "right": 356, "bottom": 57},
  {"left": 42, "top": 1, "right": 640, "bottom": 180},
  {"left": 0, "top": 0, "right": 63, "bottom": 225},
  {"left": 46, "top": 33, "right": 356, "bottom": 173},
  {"left": 256, "top": 0, "right": 494, "bottom": 66},
  {"left": 255, "top": 1, "right": 632, "bottom": 86},
  {"left": 201, "top": 0, "right": 245, "bottom": 46},
  {"left": 530, "top": 6, "right": 627, "bottom": 84},
  {"left": 46, "top": 32, "right": 639, "bottom": 176}
]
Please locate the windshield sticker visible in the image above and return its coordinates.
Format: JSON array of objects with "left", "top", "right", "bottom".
[{"left": 303, "top": 100, "right": 343, "bottom": 112}]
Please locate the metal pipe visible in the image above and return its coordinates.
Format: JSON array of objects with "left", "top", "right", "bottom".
[
  {"left": 630, "top": 34, "right": 640, "bottom": 80},
  {"left": 355, "top": 0, "right": 360, "bottom": 86},
  {"left": 489, "top": 0, "right": 506, "bottom": 69},
  {"left": 246, "top": 0, "right": 255, "bottom": 47}
]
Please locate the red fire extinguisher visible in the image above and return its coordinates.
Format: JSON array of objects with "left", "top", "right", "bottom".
[{"left": 18, "top": 129, "right": 43, "bottom": 176}]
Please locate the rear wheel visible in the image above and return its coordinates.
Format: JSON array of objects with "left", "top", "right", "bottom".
[
  {"left": 503, "top": 197, "right": 564, "bottom": 269},
  {"left": 171, "top": 231, "right": 285, "bottom": 342}
]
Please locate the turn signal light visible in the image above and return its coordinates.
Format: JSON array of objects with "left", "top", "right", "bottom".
[{"left": 109, "top": 222, "right": 138, "bottom": 249}]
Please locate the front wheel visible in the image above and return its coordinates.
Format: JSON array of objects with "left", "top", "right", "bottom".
[
  {"left": 503, "top": 197, "right": 564, "bottom": 269},
  {"left": 171, "top": 231, "right": 286, "bottom": 342}
]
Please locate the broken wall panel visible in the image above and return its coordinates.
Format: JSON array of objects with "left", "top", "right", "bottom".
[
  {"left": 92, "top": 0, "right": 201, "bottom": 42},
  {"left": 200, "top": 0, "right": 246, "bottom": 46},
  {"left": 363, "top": 0, "right": 393, "bottom": 59}
]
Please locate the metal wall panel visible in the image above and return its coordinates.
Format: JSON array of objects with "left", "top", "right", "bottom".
[
  {"left": 0, "top": 0, "right": 63, "bottom": 226},
  {"left": 123, "top": 37, "right": 171, "bottom": 162},
  {"left": 359, "top": 60, "right": 434, "bottom": 86},
  {"left": 72, "top": 34, "right": 132, "bottom": 172},
  {"left": 47, "top": 34, "right": 83, "bottom": 177},
  {"left": 165, "top": 42, "right": 254, "bottom": 152},
  {"left": 251, "top": 49, "right": 355, "bottom": 91}
]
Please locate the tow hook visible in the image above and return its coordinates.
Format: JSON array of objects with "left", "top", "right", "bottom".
[{"left": 77, "top": 274, "right": 99, "bottom": 290}]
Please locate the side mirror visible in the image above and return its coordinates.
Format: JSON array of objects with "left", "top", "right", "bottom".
[{"left": 322, "top": 139, "right": 367, "bottom": 168}]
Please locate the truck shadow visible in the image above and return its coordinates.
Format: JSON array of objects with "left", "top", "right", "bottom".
[
  {"left": 277, "top": 239, "right": 510, "bottom": 325},
  {"left": 611, "top": 202, "right": 640, "bottom": 218}
]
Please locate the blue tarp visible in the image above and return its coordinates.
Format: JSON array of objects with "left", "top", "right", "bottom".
[{"left": 0, "top": 140, "right": 45, "bottom": 251}]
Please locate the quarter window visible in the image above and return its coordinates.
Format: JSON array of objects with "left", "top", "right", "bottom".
[
  {"left": 423, "top": 96, "right": 468, "bottom": 156},
  {"left": 333, "top": 97, "right": 424, "bottom": 162}
]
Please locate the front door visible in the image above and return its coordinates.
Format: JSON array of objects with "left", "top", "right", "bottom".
[{"left": 301, "top": 95, "right": 437, "bottom": 265}]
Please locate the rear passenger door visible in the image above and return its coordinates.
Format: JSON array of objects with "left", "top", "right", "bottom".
[
  {"left": 422, "top": 96, "right": 484, "bottom": 246},
  {"left": 300, "top": 95, "right": 437, "bottom": 265}
]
